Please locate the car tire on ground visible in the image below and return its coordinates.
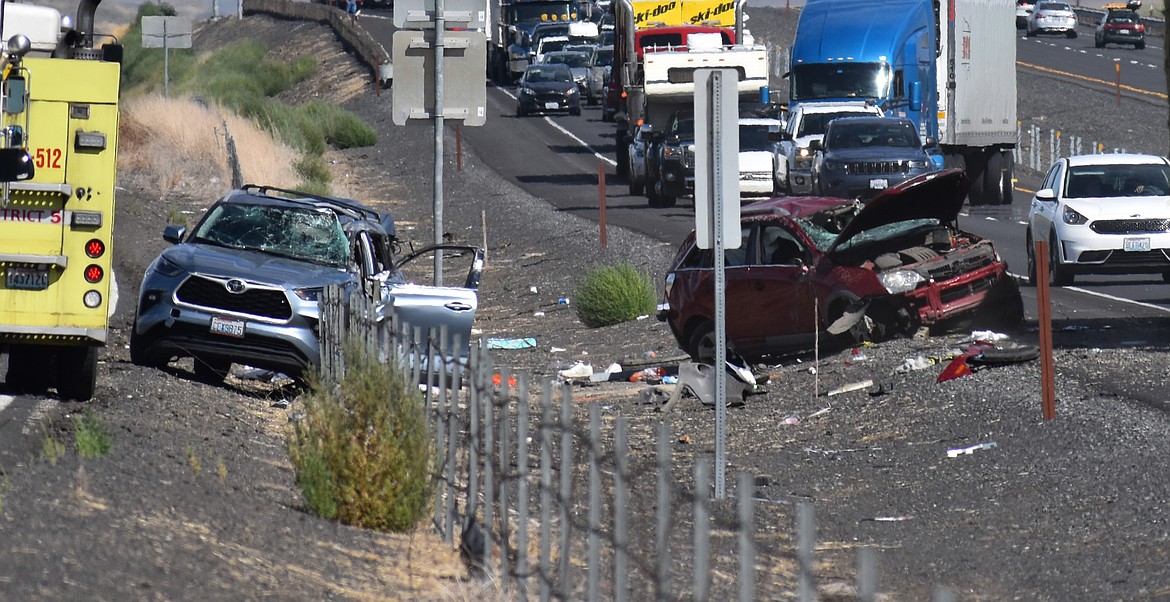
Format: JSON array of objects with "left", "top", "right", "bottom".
[
  {"left": 629, "top": 173, "right": 644, "bottom": 196},
  {"left": 56, "top": 346, "right": 97, "bottom": 402},
  {"left": 193, "top": 357, "right": 232, "bottom": 384},
  {"left": 1049, "top": 230, "right": 1074, "bottom": 286},
  {"left": 7, "top": 344, "right": 51, "bottom": 395},
  {"left": 686, "top": 320, "right": 716, "bottom": 364},
  {"left": 1026, "top": 27, "right": 1036, "bottom": 36},
  {"left": 1136, "top": 40, "right": 1145, "bottom": 49},
  {"left": 571, "top": 106, "right": 581, "bottom": 117},
  {"left": 516, "top": 105, "right": 527, "bottom": 118},
  {"left": 1066, "top": 29, "right": 1077, "bottom": 39},
  {"left": 1095, "top": 36, "right": 1105, "bottom": 48},
  {"left": 1026, "top": 229, "right": 1039, "bottom": 286}
]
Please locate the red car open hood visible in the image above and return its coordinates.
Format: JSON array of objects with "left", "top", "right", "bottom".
[{"left": 827, "top": 169, "right": 971, "bottom": 254}]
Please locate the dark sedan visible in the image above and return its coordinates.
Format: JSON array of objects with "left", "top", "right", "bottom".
[
  {"left": 516, "top": 64, "right": 581, "bottom": 117},
  {"left": 658, "top": 170, "right": 1023, "bottom": 362}
]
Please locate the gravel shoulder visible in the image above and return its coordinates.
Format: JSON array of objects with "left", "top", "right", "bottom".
[{"left": 0, "top": 9, "right": 1169, "bottom": 601}]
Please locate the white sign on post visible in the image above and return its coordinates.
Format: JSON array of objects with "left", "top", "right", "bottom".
[{"left": 694, "top": 68, "right": 740, "bottom": 250}]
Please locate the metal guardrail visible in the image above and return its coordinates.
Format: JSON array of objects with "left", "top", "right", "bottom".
[{"left": 241, "top": 0, "right": 392, "bottom": 82}]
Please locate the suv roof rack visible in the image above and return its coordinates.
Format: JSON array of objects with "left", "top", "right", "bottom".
[{"left": 241, "top": 184, "right": 382, "bottom": 222}]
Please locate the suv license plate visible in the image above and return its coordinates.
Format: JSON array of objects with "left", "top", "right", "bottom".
[
  {"left": 869, "top": 178, "right": 888, "bottom": 190},
  {"left": 6, "top": 265, "right": 49, "bottom": 290},
  {"left": 544, "top": 101, "right": 559, "bottom": 110},
  {"left": 210, "top": 316, "right": 246, "bottom": 338},
  {"left": 1123, "top": 237, "right": 1151, "bottom": 252}
]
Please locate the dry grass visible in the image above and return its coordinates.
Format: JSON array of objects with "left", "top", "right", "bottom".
[{"left": 119, "top": 94, "right": 299, "bottom": 203}]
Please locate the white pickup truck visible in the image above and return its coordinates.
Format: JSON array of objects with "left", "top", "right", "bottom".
[{"left": 779, "top": 100, "right": 883, "bottom": 195}]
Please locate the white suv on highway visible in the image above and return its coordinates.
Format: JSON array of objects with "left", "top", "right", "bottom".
[
  {"left": 778, "top": 100, "right": 883, "bottom": 195},
  {"left": 1027, "top": 153, "right": 1170, "bottom": 286}
]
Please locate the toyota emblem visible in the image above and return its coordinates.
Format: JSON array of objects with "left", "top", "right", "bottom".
[{"left": 225, "top": 279, "right": 247, "bottom": 294}]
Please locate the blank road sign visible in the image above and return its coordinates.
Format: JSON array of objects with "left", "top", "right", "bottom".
[
  {"left": 392, "top": 30, "right": 487, "bottom": 126},
  {"left": 140, "top": 16, "right": 192, "bottom": 49},
  {"left": 394, "top": 0, "right": 487, "bottom": 29}
]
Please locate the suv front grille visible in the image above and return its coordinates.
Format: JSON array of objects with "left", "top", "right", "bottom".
[
  {"left": 1090, "top": 219, "right": 1170, "bottom": 234},
  {"left": 176, "top": 275, "right": 293, "bottom": 321},
  {"left": 843, "top": 161, "right": 910, "bottom": 175}
]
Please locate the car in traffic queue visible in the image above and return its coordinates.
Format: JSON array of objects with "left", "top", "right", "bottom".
[
  {"left": 586, "top": 44, "right": 613, "bottom": 106},
  {"left": 540, "top": 50, "right": 594, "bottom": 103},
  {"left": 1095, "top": 6, "right": 1145, "bottom": 49},
  {"left": 1026, "top": 153, "right": 1170, "bottom": 286},
  {"left": 737, "top": 117, "right": 786, "bottom": 198},
  {"left": 658, "top": 169, "right": 1022, "bottom": 362},
  {"left": 1026, "top": 1, "right": 1078, "bottom": 38},
  {"left": 778, "top": 100, "right": 884, "bottom": 195},
  {"left": 648, "top": 108, "right": 695, "bottom": 208},
  {"left": 516, "top": 64, "right": 582, "bottom": 117},
  {"left": 626, "top": 122, "right": 656, "bottom": 196},
  {"left": 129, "top": 185, "right": 485, "bottom": 383},
  {"left": 1016, "top": 0, "right": 1036, "bottom": 28},
  {"left": 810, "top": 116, "right": 937, "bottom": 200}
]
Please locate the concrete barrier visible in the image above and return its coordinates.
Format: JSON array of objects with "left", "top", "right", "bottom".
[{"left": 242, "top": 0, "right": 392, "bottom": 83}]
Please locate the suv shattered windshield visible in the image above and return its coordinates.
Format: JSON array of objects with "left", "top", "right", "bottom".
[{"left": 193, "top": 203, "right": 350, "bottom": 267}]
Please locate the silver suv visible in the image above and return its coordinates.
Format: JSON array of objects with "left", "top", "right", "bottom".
[{"left": 130, "top": 185, "right": 483, "bottom": 383}]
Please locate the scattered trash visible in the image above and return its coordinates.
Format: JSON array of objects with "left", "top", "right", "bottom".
[
  {"left": 529, "top": 286, "right": 538, "bottom": 294},
  {"left": 271, "top": 398, "right": 290, "bottom": 409},
  {"left": 936, "top": 343, "right": 993, "bottom": 383},
  {"left": 588, "top": 363, "right": 623, "bottom": 382},
  {"left": 807, "top": 366, "right": 818, "bottom": 375},
  {"left": 636, "top": 315, "right": 650, "bottom": 320},
  {"left": 846, "top": 347, "right": 868, "bottom": 363},
  {"left": 643, "top": 350, "right": 658, "bottom": 360},
  {"left": 662, "top": 374, "right": 678, "bottom": 385},
  {"left": 486, "top": 337, "right": 537, "bottom": 350},
  {"left": 966, "top": 330, "right": 1011, "bottom": 343},
  {"left": 894, "top": 355, "right": 937, "bottom": 374},
  {"left": 557, "top": 297, "right": 570, "bottom": 305},
  {"left": 861, "top": 515, "right": 914, "bottom": 523},
  {"left": 629, "top": 367, "right": 668, "bottom": 383},
  {"left": 678, "top": 434, "right": 692, "bottom": 445},
  {"left": 806, "top": 407, "right": 832, "bottom": 419},
  {"left": 827, "top": 379, "right": 874, "bottom": 397},
  {"left": 659, "top": 361, "right": 751, "bottom": 411},
  {"left": 869, "top": 382, "right": 895, "bottom": 396},
  {"left": 492, "top": 374, "right": 518, "bottom": 386},
  {"left": 640, "top": 384, "right": 674, "bottom": 405},
  {"left": 549, "top": 346, "right": 566, "bottom": 353},
  {"left": 558, "top": 362, "right": 592, "bottom": 380},
  {"left": 967, "top": 345, "right": 1040, "bottom": 367},
  {"left": 533, "top": 311, "right": 545, "bottom": 317},
  {"left": 947, "top": 441, "right": 997, "bottom": 458},
  {"left": 782, "top": 414, "right": 801, "bottom": 425}
]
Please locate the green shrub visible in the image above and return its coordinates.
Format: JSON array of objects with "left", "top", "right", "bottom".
[
  {"left": 73, "top": 409, "right": 113, "bottom": 459},
  {"left": 299, "top": 101, "right": 378, "bottom": 149},
  {"left": 287, "top": 341, "right": 435, "bottom": 531},
  {"left": 294, "top": 155, "right": 332, "bottom": 187},
  {"left": 573, "top": 263, "right": 658, "bottom": 328}
]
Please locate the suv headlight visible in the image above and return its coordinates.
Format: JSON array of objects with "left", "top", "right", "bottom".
[
  {"left": 294, "top": 287, "right": 324, "bottom": 302},
  {"left": 879, "top": 269, "right": 925, "bottom": 294},
  {"left": 1062, "top": 205, "right": 1089, "bottom": 225},
  {"left": 521, "top": 86, "right": 536, "bottom": 96},
  {"left": 908, "top": 158, "right": 931, "bottom": 169},
  {"left": 151, "top": 255, "right": 185, "bottom": 277}
]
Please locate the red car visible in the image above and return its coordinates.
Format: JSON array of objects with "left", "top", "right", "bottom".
[{"left": 657, "top": 170, "right": 1024, "bottom": 361}]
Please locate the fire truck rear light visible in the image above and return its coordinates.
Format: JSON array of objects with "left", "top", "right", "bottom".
[
  {"left": 83, "top": 290, "right": 102, "bottom": 308},
  {"left": 75, "top": 130, "right": 106, "bottom": 150},
  {"left": 84, "top": 238, "right": 105, "bottom": 258},
  {"left": 73, "top": 211, "right": 102, "bottom": 227},
  {"left": 84, "top": 264, "right": 103, "bottom": 283}
]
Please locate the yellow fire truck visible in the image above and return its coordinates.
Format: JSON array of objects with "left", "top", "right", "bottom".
[{"left": 0, "top": 0, "right": 121, "bottom": 400}]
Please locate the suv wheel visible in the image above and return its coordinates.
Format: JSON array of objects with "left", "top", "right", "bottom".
[{"left": 1049, "top": 231, "right": 1074, "bottom": 286}]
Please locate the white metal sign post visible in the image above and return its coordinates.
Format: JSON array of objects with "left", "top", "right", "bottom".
[
  {"left": 693, "top": 68, "right": 740, "bottom": 499},
  {"left": 392, "top": 1, "right": 487, "bottom": 284}
]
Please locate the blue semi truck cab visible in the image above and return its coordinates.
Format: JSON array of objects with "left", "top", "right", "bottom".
[{"left": 790, "top": 0, "right": 1018, "bottom": 205}]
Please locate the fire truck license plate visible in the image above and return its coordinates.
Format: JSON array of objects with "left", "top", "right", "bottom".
[
  {"left": 1124, "top": 237, "right": 1151, "bottom": 252},
  {"left": 6, "top": 266, "right": 49, "bottom": 290},
  {"left": 209, "top": 316, "right": 246, "bottom": 338},
  {"left": 869, "top": 178, "right": 888, "bottom": 190}
]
